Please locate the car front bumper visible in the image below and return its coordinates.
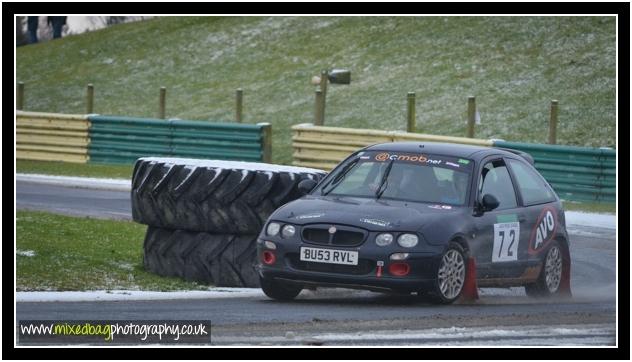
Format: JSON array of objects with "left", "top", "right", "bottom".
[{"left": 256, "top": 238, "right": 445, "bottom": 293}]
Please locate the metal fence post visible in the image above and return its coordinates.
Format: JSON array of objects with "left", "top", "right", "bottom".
[
  {"left": 318, "top": 69, "right": 328, "bottom": 125},
  {"left": 159, "top": 86, "right": 166, "bottom": 119},
  {"left": 467, "top": 96, "right": 476, "bottom": 138},
  {"left": 17, "top": 82, "right": 24, "bottom": 110},
  {"left": 258, "top": 122, "right": 272, "bottom": 163},
  {"left": 86, "top": 83, "right": 94, "bottom": 114},
  {"left": 407, "top": 92, "right": 416, "bottom": 133},
  {"left": 235, "top": 88, "right": 243, "bottom": 123},
  {"left": 548, "top": 99, "right": 558, "bottom": 145},
  {"left": 314, "top": 90, "right": 324, "bottom": 126}
]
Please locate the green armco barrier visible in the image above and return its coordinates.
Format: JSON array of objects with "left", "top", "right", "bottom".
[
  {"left": 494, "top": 140, "right": 616, "bottom": 203},
  {"left": 88, "top": 115, "right": 266, "bottom": 164}
]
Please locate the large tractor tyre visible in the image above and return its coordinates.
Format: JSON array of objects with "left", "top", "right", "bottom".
[
  {"left": 131, "top": 158, "right": 326, "bottom": 234},
  {"left": 143, "top": 226, "right": 259, "bottom": 288}
]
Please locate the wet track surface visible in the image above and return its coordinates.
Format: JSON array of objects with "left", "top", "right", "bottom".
[
  {"left": 15, "top": 180, "right": 618, "bottom": 345},
  {"left": 17, "top": 296, "right": 615, "bottom": 345},
  {"left": 16, "top": 182, "right": 131, "bottom": 220}
]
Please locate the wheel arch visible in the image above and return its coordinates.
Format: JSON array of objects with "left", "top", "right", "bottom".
[
  {"left": 554, "top": 234, "right": 570, "bottom": 251},
  {"left": 553, "top": 235, "right": 572, "bottom": 296},
  {"left": 450, "top": 234, "right": 470, "bottom": 256}
]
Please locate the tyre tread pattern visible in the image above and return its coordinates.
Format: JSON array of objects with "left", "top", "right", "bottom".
[
  {"left": 131, "top": 159, "right": 326, "bottom": 234},
  {"left": 143, "top": 226, "right": 259, "bottom": 287}
]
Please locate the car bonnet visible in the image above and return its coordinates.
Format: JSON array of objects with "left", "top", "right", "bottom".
[{"left": 271, "top": 195, "right": 462, "bottom": 232}]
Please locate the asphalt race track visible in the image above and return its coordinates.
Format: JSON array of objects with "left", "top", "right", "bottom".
[
  {"left": 15, "top": 180, "right": 618, "bottom": 346},
  {"left": 16, "top": 182, "right": 131, "bottom": 220}
]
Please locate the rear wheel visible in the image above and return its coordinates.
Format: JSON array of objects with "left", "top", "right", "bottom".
[
  {"left": 260, "top": 277, "right": 302, "bottom": 301},
  {"left": 525, "top": 241, "right": 563, "bottom": 297},
  {"left": 428, "top": 242, "right": 466, "bottom": 304}
]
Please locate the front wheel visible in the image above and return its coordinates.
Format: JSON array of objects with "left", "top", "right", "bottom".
[
  {"left": 525, "top": 241, "right": 564, "bottom": 297},
  {"left": 260, "top": 277, "right": 302, "bottom": 301},
  {"left": 428, "top": 242, "right": 466, "bottom": 304}
]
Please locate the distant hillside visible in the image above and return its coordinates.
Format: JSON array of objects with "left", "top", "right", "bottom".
[{"left": 16, "top": 16, "right": 616, "bottom": 164}]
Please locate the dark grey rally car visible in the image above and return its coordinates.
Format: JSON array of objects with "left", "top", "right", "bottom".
[{"left": 256, "top": 142, "right": 571, "bottom": 304}]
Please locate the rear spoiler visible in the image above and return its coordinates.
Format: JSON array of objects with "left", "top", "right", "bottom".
[{"left": 496, "top": 148, "right": 535, "bottom": 165}]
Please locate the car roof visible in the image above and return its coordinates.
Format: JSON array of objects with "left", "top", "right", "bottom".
[{"left": 364, "top": 142, "right": 517, "bottom": 161}]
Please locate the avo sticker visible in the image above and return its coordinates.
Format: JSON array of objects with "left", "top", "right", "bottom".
[{"left": 528, "top": 207, "right": 557, "bottom": 254}]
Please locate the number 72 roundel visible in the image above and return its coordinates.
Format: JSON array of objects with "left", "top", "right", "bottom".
[{"left": 492, "top": 222, "right": 520, "bottom": 262}]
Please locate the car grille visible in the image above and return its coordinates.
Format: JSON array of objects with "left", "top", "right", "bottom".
[
  {"left": 287, "top": 254, "right": 374, "bottom": 275},
  {"left": 302, "top": 228, "right": 329, "bottom": 243},
  {"left": 301, "top": 224, "right": 367, "bottom": 246}
]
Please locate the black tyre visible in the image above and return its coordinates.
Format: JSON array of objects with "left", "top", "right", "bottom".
[
  {"left": 143, "top": 226, "right": 259, "bottom": 287},
  {"left": 428, "top": 242, "right": 466, "bottom": 304},
  {"left": 131, "top": 158, "right": 326, "bottom": 234},
  {"left": 259, "top": 276, "right": 302, "bottom": 301},
  {"left": 525, "top": 241, "right": 564, "bottom": 298}
]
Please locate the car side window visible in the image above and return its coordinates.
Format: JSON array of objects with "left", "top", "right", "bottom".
[
  {"left": 507, "top": 158, "right": 556, "bottom": 205},
  {"left": 479, "top": 159, "right": 517, "bottom": 210}
]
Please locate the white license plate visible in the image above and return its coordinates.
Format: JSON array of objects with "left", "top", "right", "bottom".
[{"left": 300, "top": 247, "right": 358, "bottom": 266}]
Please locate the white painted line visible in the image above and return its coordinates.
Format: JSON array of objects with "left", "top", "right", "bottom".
[
  {"left": 16, "top": 174, "right": 131, "bottom": 191},
  {"left": 16, "top": 289, "right": 265, "bottom": 302}
]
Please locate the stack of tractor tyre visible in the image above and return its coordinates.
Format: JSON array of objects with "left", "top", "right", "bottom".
[{"left": 131, "top": 157, "right": 327, "bottom": 288}]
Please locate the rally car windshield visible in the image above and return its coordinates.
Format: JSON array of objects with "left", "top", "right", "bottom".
[{"left": 318, "top": 151, "right": 473, "bottom": 206}]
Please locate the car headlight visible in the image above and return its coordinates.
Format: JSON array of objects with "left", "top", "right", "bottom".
[
  {"left": 397, "top": 233, "right": 419, "bottom": 248},
  {"left": 281, "top": 224, "right": 296, "bottom": 238},
  {"left": 266, "top": 222, "right": 280, "bottom": 236},
  {"left": 375, "top": 233, "right": 394, "bottom": 246}
]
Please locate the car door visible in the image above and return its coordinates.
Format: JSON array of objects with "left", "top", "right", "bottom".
[
  {"left": 472, "top": 157, "right": 527, "bottom": 280},
  {"left": 505, "top": 157, "right": 560, "bottom": 264}
]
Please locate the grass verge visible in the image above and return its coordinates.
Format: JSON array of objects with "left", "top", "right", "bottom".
[
  {"left": 562, "top": 201, "right": 616, "bottom": 214},
  {"left": 16, "top": 210, "right": 211, "bottom": 291}
]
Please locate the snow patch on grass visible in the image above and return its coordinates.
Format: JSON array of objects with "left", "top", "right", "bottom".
[{"left": 17, "top": 250, "right": 36, "bottom": 257}]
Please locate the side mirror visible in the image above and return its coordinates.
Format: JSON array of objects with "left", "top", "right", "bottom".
[
  {"left": 298, "top": 179, "right": 317, "bottom": 195},
  {"left": 481, "top": 194, "right": 500, "bottom": 212}
]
